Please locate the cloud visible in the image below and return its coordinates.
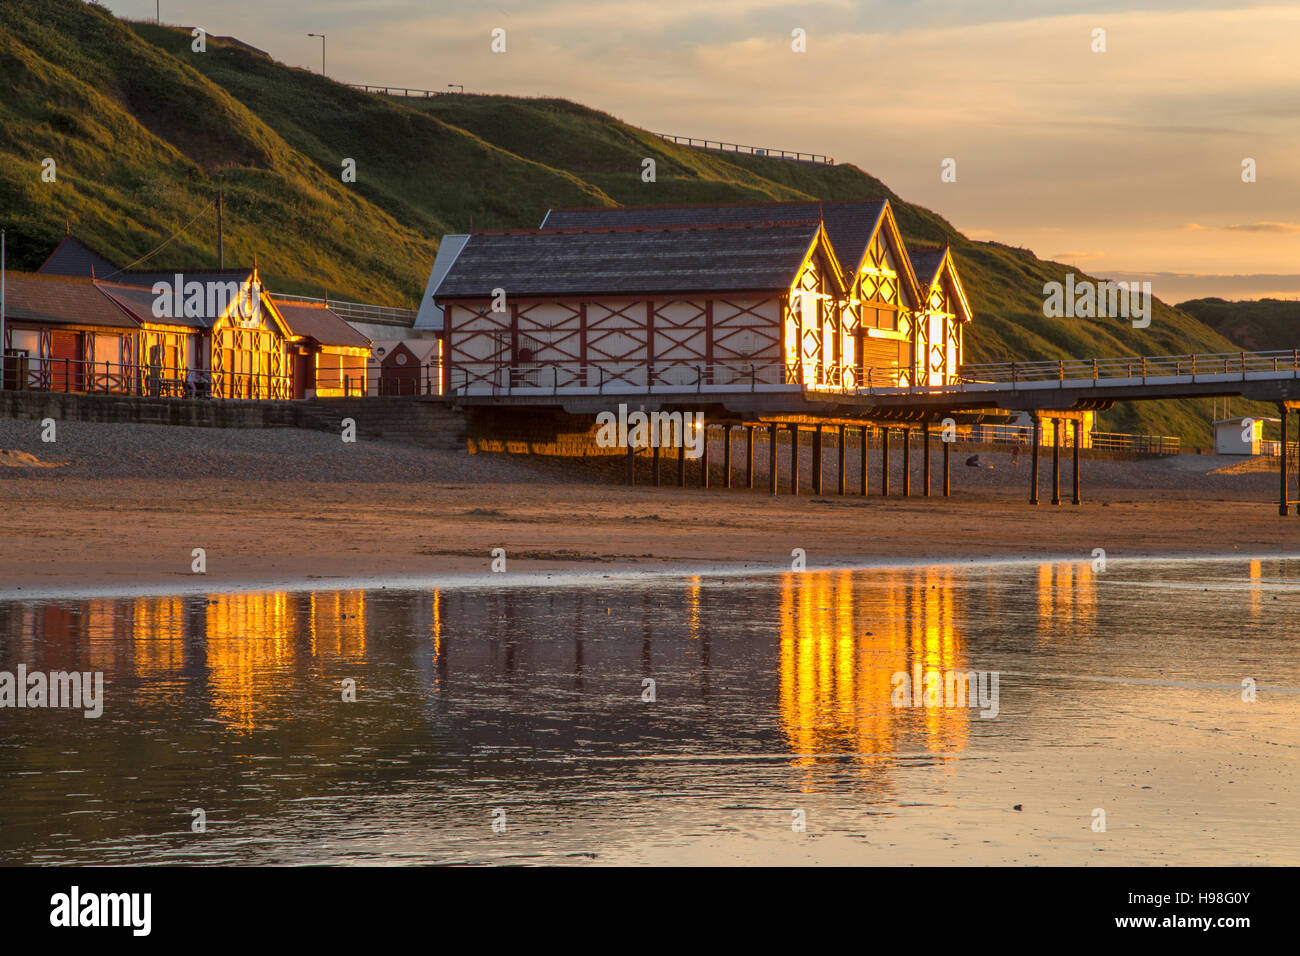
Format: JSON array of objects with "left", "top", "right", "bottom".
[{"left": 1222, "top": 221, "right": 1300, "bottom": 233}]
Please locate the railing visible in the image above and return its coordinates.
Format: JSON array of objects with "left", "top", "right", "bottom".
[
  {"left": 349, "top": 84, "right": 450, "bottom": 98},
  {"left": 967, "top": 424, "right": 1180, "bottom": 455},
  {"left": 447, "top": 361, "right": 913, "bottom": 396},
  {"left": 653, "top": 133, "right": 833, "bottom": 165},
  {"left": 0, "top": 355, "right": 379, "bottom": 401},
  {"left": 958, "top": 350, "right": 1300, "bottom": 386},
  {"left": 269, "top": 292, "right": 418, "bottom": 327}
]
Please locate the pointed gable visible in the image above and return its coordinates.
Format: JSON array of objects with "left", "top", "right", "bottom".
[
  {"left": 909, "top": 245, "right": 972, "bottom": 324},
  {"left": 37, "top": 235, "right": 121, "bottom": 279}
]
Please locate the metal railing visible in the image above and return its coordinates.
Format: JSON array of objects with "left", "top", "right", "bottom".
[
  {"left": 0, "top": 355, "right": 391, "bottom": 400},
  {"left": 269, "top": 291, "right": 418, "bottom": 327},
  {"left": 653, "top": 133, "right": 833, "bottom": 165},
  {"left": 967, "top": 423, "right": 1180, "bottom": 455},
  {"left": 446, "top": 361, "right": 912, "bottom": 396},
  {"left": 349, "top": 84, "right": 450, "bottom": 98},
  {"left": 958, "top": 350, "right": 1300, "bottom": 386}
]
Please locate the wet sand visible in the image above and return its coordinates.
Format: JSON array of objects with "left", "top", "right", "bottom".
[{"left": 1, "top": 471, "right": 1297, "bottom": 597}]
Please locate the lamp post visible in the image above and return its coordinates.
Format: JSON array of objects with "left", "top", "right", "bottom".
[{"left": 307, "top": 33, "right": 325, "bottom": 76}]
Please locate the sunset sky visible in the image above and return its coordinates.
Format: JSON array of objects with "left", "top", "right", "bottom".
[{"left": 101, "top": 0, "right": 1300, "bottom": 301}]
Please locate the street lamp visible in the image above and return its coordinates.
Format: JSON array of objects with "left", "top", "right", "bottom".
[{"left": 307, "top": 33, "right": 325, "bottom": 76}]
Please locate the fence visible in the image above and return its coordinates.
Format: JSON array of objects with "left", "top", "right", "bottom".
[
  {"left": 958, "top": 350, "right": 1300, "bottom": 385},
  {"left": 269, "top": 291, "right": 418, "bottom": 327},
  {"left": 349, "top": 84, "right": 450, "bottom": 98},
  {"left": 653, "top": 133, "right": 833, "bottom": 165},
  {"left": 967, "top": 423, "right": 1180, "bottom": 455}
]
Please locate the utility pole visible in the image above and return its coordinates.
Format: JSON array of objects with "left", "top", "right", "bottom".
[
  {"left": 307, "top": 33, "right": 326, "bottom": 76},
  {"left": 1, "top": 230, "right": 6, "bottom": 390},
  {"left": 217, "top": 175, "right": 224, "bottom": 270}
]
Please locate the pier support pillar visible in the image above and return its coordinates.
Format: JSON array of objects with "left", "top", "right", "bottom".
[
  {"left": 902, "top": 428, "right": 911, "bottom": 497},
  {"left": 1030, "top": 416, "right": 1040, "bottom": 505},
  {"left": 1051, "top": 418, "right": 1061, "bottom": 506},
  {"left": 1281, "top": 405, "right": 1290, "bottom": 516},
  {"left": 723, "top": 425, "right": 732, "bottom": 489},
  {"left": 922, "top": 422, "right": 931, "bottom": 497},
  {"left": 1072, "top": 420, "right": 1081, "bottom": 505},
  {"left": 701, "top": 423, "right": 710, "bottom": 489},
  {"left": 860, "top": 426, "right": 869, "bottom": 496},
  {"left": 678, "top": 441, "right": 686, "bottom": 488},
  {"left": 838, "top": 425, "right": 847, "bottom": 495},
  {"left": 745, "top": 426, "right": 754, "bottom": 490},
  {"left": 812, "top": 425, "right": 823, "bottom": 494},
  {"left": 943, "top": 435, "right": 950, "bottom": 497},
  {"left": 652, "top": 444, "right": 661, "bottom": 486},
  {"left": 788, "top": 424, "right": 800, "bottom": 495},
  {"left": 768, "top": 424, "right": 778, "bottom": 496},
  {"left": 882, "top": 427, "right": 891, "bottom": 496},
  {"left": 626, "top": 444, "right": 635, "bottom": 486}
]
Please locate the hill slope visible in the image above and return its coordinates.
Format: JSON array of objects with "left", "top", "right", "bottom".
[
  {"left": 1178, "top": 298, "right": 1300, "bottom": 353},
  {"left": 0, "top": 0, "right": 1278, "bottom": 444}
]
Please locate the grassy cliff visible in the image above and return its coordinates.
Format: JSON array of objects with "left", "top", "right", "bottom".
[{"left": 0, "top": 0, "right": 1276, "bottom": 444}]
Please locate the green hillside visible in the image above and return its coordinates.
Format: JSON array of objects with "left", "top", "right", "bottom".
[
  {"left": 1178, "top": 298, "right": 1300, "bottom": 353},
  {"left": 0, "top": 0, "right": 1275, "bottom": 445}
]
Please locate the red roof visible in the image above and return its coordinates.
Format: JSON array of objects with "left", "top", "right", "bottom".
[{"left": 1, "top": 273, "right": 139, "bottom": 329}]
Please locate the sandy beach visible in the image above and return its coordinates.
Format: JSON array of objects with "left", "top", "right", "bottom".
[{"left": 1, "top": 420, "right": 1297, "bottom": 595}]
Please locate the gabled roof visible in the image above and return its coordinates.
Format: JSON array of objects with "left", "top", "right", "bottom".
[
  {"left": 542, "top": 199, "right": 889, "bottom": 278},
  {"left": 37, "top": 236, "right": 120, "bottom": 280},
  {"left": 273, "top": 301, "right": 372, "bottom": 349},
  {"left": 96, "top": 281, "right": 206, "bottom": 329},
  {"left": 0, "top": 273, "right": 139, "bottom": 329},
  {"left": 435, "top": 222, "right": 830, "bottom": 299},
  {"left": 907, "top": 245, "right": 973, "bottom": 323}
]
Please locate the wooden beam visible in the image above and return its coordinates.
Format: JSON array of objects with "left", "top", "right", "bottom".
[
  {"left": 769, "top": 423, "right": 778, "bottom": 496},
  {"left": 922, "top": 422, "right": 931, "bottom": 496},
  {"left": 902, "top": 427, "right": 911, "bottom": 497},
  {"left": 860, "top": 426, "right": 869, "bottom": 496},
  {"left": 838, "top": 424, "right": 847, "bottom": 495},
  {"left": 882, "top": 427, "right": 891, "bottom": 496}
]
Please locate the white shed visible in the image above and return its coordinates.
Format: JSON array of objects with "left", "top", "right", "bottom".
[{"left": 1213, "top": 416, "right": 1278, "bottom": 455}]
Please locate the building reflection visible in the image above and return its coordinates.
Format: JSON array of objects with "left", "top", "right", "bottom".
[{"left": 777, "top": 567, "right": 971, "bottom": 771}]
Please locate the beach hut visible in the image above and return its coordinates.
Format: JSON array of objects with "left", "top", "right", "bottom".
[{"left": 1214, "top": 416, "right": 1278, "bottom": 455}]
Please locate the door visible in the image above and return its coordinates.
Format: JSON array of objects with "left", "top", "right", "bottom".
[{"left": 49, "top": 331, "right": 83, "bottom": 392}]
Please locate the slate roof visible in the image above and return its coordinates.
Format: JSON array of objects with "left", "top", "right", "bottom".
[
  {"left": 97, "top": 281, "right": 212, "bottom": 329},
  {"left": 435, "top": 222, "right": 825, "bottom": 299},
  {"left": 542, "top": 200, "right": 888, "bottom": 275},
  {"left": 908, "top": 246, "right": 948, "bottom": 289},
  {"left": 37, "top": 236, "right": 120, "bottom": 280},
  {"left": 1, "top": 273, "right": 139, "bottom": 329},
  {"left": 273, "top": 301, "right": 372, "bottom": 349}
]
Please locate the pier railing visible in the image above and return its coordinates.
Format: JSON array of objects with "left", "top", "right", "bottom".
[
  {"left": 957, "top": 350, "right": 1300, "bottom": 385},
  {"left": 269, "top": 292, "right": 417, "bottom": 327}
]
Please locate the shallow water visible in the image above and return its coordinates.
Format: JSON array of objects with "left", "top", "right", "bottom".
[{"left": 0, "top": 558, "right": 1296, "bottom": 865}]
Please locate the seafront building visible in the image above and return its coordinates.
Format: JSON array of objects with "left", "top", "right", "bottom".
[
  {"left": 1, "top": 235, "right": 371, "bottom": 398},
  {"left": 430, "top": 199, "right": 972, "bottom": 395}
]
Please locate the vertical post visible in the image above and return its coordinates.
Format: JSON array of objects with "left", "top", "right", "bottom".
[
  {"left": 860, "top": 426, "right": 869, "bottom": 496},
  {"left": 943, "top": 434, "right": 950, "bottom": 497},
  {"left": 724, "top": 425, "right": 732, "bottom": 490},
  {"left": 1281, "top": 405, "right": 1290, "bottom": 516},
  {"left": 1293, "top": 408, "right": 1298, "bottom": 517},
  {"left": 922, "top": 422, "right": 931, "bottom": 497},
  {"left": 768, "top": 423, "right": 778, "bottom": 496},
  {"left": 627, "top": 443, "right": 636, "bottom": 487},
  {"left": 882, "top": 427, "right": 891, "bottom": 496},
  {"left": 788, "top": 424, "right": 799, "bottom": 495},
  {"left": 902, "top": 427, "right": 911, "bottom": 497},
  {"left": 1030, "top": 415, "right": 1040, "bottom": 505},
  {"left": 746, "top": 425, "right": 754, "bottom": 490},
  {"left": 701, "top": 423, "right": 710, "bottom": 489},
  {"left": 812, "top": 425, "right": 823, "bottom": 494},
  {"left": 1072, "top": 418, "right": 1081, "bottom": 506},
  {"left": 838, "top": 424, "right": 846, "bottom": 495},
  {"left": 1052, "top": 418, "right": 1061, "bottom": 506},
  {"left": 678, "top": 441, "right": 686, "bottom": 488},
  {"left": 653, "top": 444, "right": 661, "bottom": 486}
]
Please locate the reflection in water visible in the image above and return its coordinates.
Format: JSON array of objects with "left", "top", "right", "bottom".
[{"left": 1, "top": 558, "right": 1297, "bottom": 865}]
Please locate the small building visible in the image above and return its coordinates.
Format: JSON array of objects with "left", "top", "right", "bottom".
[
  {"left": 1214, "top": 416, "right": 1278, "bottom": 455},
  {"left": 370, "top": 339, "right": 440, "bottom": 396}
]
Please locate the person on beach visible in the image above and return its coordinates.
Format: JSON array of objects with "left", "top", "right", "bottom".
[{"left": 1011, "top": 444, "right": 1021, "bottom": 469}]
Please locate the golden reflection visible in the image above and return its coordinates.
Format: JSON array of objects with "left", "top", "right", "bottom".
[
  {"left": 131, "top": 597, "right": 185, "bottom": 677},
  {"left": 685, "top": 577, "right": 701, "bottom": 640},
  {"left": 778, "top": 568, "right": 971, "bottom": 776},
  {"left": 1036, "top": 561, "right": 1097, "bottom": 639},
  {"left": 1249, "top": 559, "right": 1262, "bottom": 619}
]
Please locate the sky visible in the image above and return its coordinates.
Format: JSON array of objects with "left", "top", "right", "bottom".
[{"left": 101, "top": 0, "right": 1300, "bottom": 302}]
